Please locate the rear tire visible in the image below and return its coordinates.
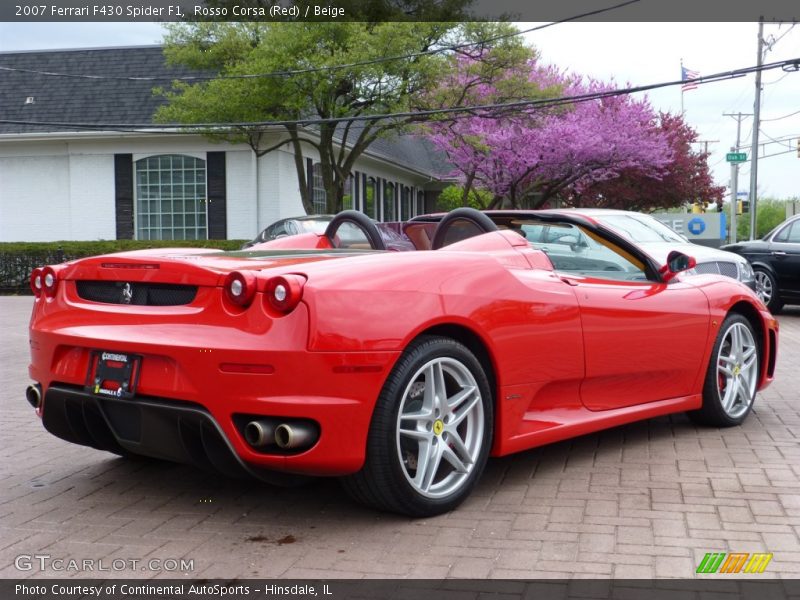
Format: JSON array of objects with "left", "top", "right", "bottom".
[
  {"left": 341, "top": 336, "right": 493, "bottom": 517},
  {"left": 688, "top": 314, "right": 759, "bottom": 427}
]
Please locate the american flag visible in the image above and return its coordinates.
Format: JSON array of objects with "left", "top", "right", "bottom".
[{"left": 682, "top": 65, "right": 700, "bottom": 92}]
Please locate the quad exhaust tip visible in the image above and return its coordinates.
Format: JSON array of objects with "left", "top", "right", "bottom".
[
  {"left": 244, "top": 420, "right": 276, "bottom": 448},
  {"left": 26, "top": 384, "right": 42, "bottom": 409},
  {"left": 274, "top": 423, "right": 316, "bottom": 449},
  {"left": 243, "top": 418, "right": 318, "bottom": 451}
]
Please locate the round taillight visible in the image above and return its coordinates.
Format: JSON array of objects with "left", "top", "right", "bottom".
[
  {"left": 224, "top": 271, "right": 256, "bottom": 307},
  {"left": 30, "top": 268, "right": 43, "bottom": 297},
  {"left": 41, "top": 266, "right": 59, "bottom": 298},
  {"left": 265, "top": 275, "right": 305, "bottom": 313}
]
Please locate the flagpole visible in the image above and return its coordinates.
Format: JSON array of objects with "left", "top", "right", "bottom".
[{"left": 680, "top": 58, "right": 684, "bottom": 114}]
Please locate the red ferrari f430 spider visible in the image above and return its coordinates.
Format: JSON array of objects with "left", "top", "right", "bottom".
[{"left": 26, "top": 209, "right": 778, "bottom": 516}]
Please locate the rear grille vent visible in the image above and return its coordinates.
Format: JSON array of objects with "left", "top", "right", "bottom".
[{"left": 76, "top": 281, "right": 197, "bottom": 306}]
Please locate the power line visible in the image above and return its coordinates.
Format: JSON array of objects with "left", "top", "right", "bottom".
[
  {"left": 0, "top": 0, "right": 639, "bottom": 83},
  {"left": 1, "top": 56, "right": 798, "bottom": 133},
  {"left": 0, "top": 58, "right": 800, "bottom": 133},
  {"left": 761, "top": 109, "right": 800, "bottom": 122},
  {"left": 764, "top": 22, "right": 797, "bottom": 53},
  {"left": 759, "top": 130, "right": 799, "bottom": 148}
]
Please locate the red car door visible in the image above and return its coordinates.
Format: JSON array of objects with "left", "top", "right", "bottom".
[
  {"left": 565, "top": 276, "right": 710, "bottom": 411},
  {"left": 533, "top": 220, "right": 712, "bottom": 411}
]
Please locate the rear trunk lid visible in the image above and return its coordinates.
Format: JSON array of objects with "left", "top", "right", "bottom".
[{"left": 61, "top": 247, "right": 376, "bottom": 306}]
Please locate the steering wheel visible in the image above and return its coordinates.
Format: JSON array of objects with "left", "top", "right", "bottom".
[
  {"left": 324, "top": 210, "right": 387, "bottom": 250},
  {"left": 431, "top": 208, "right": 499, "bottom": 250}
]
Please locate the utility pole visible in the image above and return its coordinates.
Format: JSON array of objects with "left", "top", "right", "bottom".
[
  {"left": 695, "top": 140, "right": 719, "bottom": 155},
  {"left": 748, "top": 18, "right": 765, "bottom": 240},
  {"left": 723, "top": 112, "right": 752, "bottom": 244}
]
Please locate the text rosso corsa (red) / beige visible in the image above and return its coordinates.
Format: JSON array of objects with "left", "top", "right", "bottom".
[{"left": 193, "top": 5, "right": 346, "bottom": 18}]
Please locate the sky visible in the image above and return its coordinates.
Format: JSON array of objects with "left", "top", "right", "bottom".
[{"left": 1, "top": 21, "right": 799, "bottom": 202}]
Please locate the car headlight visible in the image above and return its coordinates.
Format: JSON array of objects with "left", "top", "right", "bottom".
[{"left": 738, "top": 261, "right": 755, "bottom": 282}]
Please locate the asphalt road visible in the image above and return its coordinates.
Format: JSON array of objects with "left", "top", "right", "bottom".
[{"left": 1, "top": 296, "right": 798, "bottom": 579}]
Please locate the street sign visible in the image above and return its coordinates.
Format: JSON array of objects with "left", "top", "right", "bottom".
[{"left": 726, "top": 152, "right": 747, "bottom": 162}]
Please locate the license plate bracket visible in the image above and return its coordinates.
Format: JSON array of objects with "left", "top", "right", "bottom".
[{"left": 85, "top": 350, "right": 142, "bottom": 398}]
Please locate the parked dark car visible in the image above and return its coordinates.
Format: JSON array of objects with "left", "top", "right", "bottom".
[
  {"left": 242, "top": 215, "right": 334, "bottom": 248},
  {"left": 722, "top": 213, "right": 800, "bottom": 313}
]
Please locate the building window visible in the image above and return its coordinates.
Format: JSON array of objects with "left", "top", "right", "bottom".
[
  {"left": 401, "top": 186, "right": 413, "bottom": 220},
  {"left": 312, "top": 162, "right": 326, "bottom": 214},
  {"left": 342, "top": 175, "right": 353, "bottom": 210},
  {"left": 383, "top": 182, "right": 395, "bottom": 221},
  {"left": 365, "top": 177, "right": 377, "bottom": 219},
  {"left": 417, "top": 190, "right": 425, "bottom": 215},
  {"left": 135, "top": 154, "right": 206, "bottom": 240}
]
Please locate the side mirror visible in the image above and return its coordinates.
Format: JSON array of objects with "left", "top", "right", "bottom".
[{"left": 659, "top": 250, "right": 697, "bottom": 282}]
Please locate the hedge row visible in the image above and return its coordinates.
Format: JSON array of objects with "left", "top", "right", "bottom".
[{"left": 0, "top": 239, "right": 246, "bottom": 295}]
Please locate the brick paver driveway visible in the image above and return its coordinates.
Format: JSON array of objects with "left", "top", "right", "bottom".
[{"left": 1, "top": 296, "right": 798, "bottom": 579}]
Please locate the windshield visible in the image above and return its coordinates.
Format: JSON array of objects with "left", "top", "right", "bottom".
[
  {"left": 597, "top": 214, "right": 687, "bottom": 243},
  {"left": 298, "top": 219, "right": 333, "bottom": 234}
]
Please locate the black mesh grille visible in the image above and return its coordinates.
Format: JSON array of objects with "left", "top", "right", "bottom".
[
  {"left": 718, "top": 262, "right": 739, "bottom": 279},
  {"left": 76, "top": 281, "right": 197, "bottom": 306},
  {"left": 694, "top": 261, "right": 739, "bottom": 280}
]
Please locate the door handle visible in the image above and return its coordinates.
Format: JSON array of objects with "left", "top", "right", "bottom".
[
  {"left": 772, "top": 251, "right": 787, "bottom": 256},
  {"left": 560, "top": 277, "right": 579, "bottom": 286}
]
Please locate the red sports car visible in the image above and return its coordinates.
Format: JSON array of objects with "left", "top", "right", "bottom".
[{"left": 26, "top": 209, "right": 778, "bottom": 516}]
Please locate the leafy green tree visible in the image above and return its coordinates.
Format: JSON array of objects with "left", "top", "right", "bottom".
[
  {"left": 156, "top": 21, "right": 528, "bottom": 214},
  {"left": 436, "top": 185, "right": 493, "bottom": 211},
  {"left": 736, "top": 198, "right": 790, "bottom": 240}
]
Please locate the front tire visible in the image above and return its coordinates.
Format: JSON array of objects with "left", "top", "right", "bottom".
[
  {"left": 342, "top": 336, "right": 493, "bottom": 517},
  {"left": 688, "top": 314, "right": 760, "bottom": 427}
]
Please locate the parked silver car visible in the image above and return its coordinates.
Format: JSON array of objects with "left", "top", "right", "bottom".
[{"left": 544, "top": 209, "right": 756, "bottom": 290}]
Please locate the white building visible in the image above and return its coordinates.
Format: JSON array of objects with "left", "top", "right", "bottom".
[{"left": 0, "top": 46, "right": 450, "bottom": 242}]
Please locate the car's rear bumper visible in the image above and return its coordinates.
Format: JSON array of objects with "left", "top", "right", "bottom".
[
  {"left": 35, "top": 371, "right": 394, "bottom": 477},
  {"left": 28, "top": 297, "right": 400, "bottom": 477},
  {"left": 41, "top": 384, "right": 310, "bottom": 484}
]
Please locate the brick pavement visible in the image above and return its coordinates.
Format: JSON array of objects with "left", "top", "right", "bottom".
[{"left": 1, "top": 296, "right": 798, "bottom": 579}]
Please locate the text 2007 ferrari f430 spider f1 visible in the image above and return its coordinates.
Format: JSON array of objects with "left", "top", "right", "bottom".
[{"left": 26, "top": 209, "right": 778, "bottom": 516}]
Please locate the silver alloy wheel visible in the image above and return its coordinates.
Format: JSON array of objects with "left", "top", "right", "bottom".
[
  {"left": 754, "top": 270, "right": 773, "bottom": 305},
  {"left": 396, "top": 357, "right": 485, "bottom": 499},
  {"left": 716, "top": 322, "right": 758, "bottom": 420}
]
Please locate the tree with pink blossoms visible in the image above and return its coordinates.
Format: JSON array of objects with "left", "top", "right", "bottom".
[{"left": 428, "top": 55, "right": 717, "bottom": 210}]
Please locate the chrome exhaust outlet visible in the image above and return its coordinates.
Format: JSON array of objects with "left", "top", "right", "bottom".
[
  {"left": 244, "top": 420, "right": 276, "bottom": 448},
  {"left": 274, "top": 423, "right": 317, "bottom": 450},
  {"left": 26, "top": 384, "right": 42, "bottom": 409}
]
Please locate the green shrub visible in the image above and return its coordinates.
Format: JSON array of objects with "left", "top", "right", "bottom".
[
  {"left": 0, "top": 239, "right": 246, "bottom": 294},
  {"left": 436, "top": 185, "right": 493, "bottom": 211},
  {"left": 735, "top": 198, "right": 791, "bottom": 240}
]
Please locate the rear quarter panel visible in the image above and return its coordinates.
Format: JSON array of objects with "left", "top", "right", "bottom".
[{"left": 300, "top": 249, "right": 584, "bottom": 392}]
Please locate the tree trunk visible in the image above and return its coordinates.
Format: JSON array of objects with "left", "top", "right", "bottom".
[
  {"left": 460, "top": 171, "right": 476, "bottom": 207},
  {"left": 286, "top": 125, "right": 314, "bottom": 214}
]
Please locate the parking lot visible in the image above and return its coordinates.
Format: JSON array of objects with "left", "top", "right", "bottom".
[{"left": 1, "top": 295, "right": 798, "bottom": 580}]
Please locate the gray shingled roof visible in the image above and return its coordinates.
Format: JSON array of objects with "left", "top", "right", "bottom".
[
  {"left": 0, "top": 46, "right": 193, "bottom": 134},
  {"left": 0, "top": 46, "right": 451, "bottom": 178}
]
